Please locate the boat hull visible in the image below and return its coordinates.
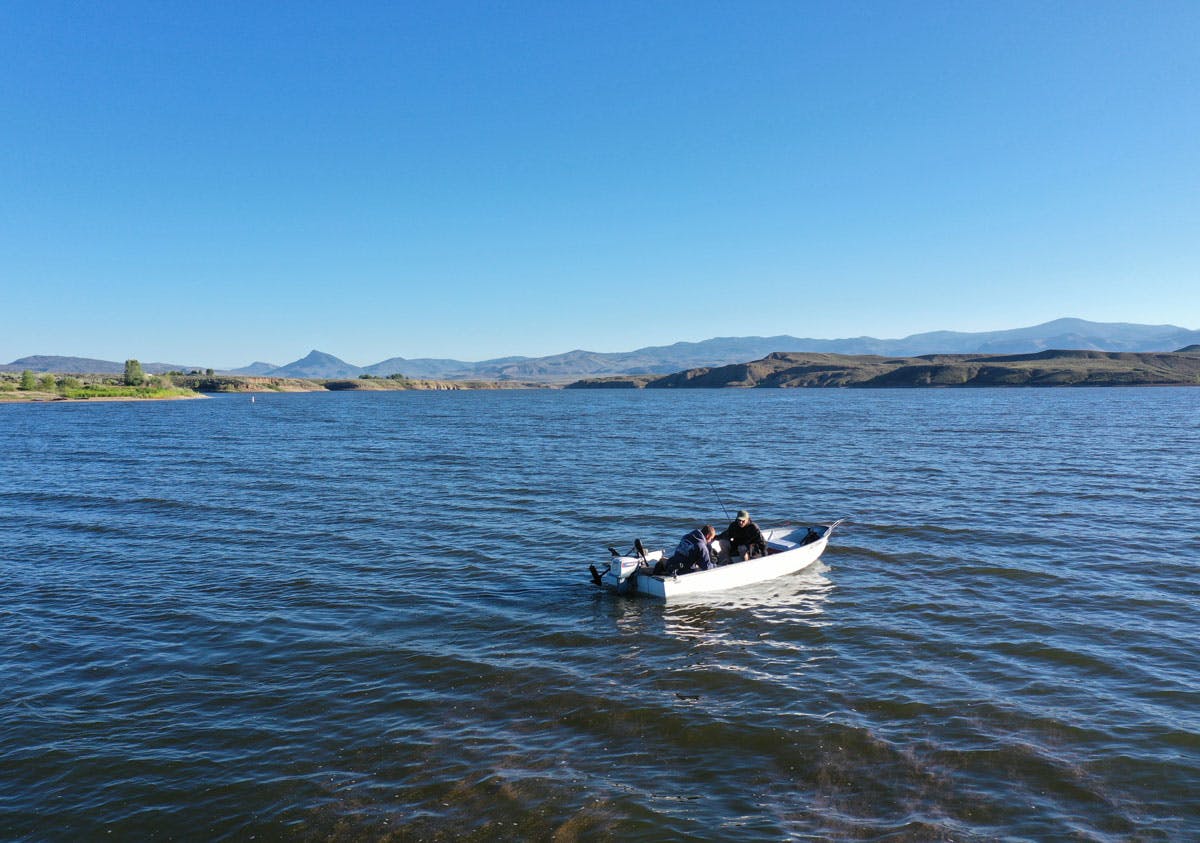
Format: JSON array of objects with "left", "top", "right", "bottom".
[{"left": 597, "top": 522, "right": 841, "bottom": 599}]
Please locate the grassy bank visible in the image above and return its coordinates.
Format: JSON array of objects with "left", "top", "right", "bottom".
[
  {"left": 59, "top": 386, "right": 200, "bottom": 400},
  {"left": 1, "top": 370, "right": 550, "bottom": 401},
  {"left": 0, "top": 371, "right": 203, "bottom": 402}
]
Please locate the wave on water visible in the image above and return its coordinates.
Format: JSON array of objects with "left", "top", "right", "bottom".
[{"left": 1, "top": 388, "right": 1197, "bottom": 840}]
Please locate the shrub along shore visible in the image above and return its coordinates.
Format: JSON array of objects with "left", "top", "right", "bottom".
[{"left": 0, "top": 370, "right": 547, "bottom": 401}]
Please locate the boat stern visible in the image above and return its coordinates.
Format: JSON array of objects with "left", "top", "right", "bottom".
[{"left": 591, "top": 555, "right": 644, "bottom": 593}]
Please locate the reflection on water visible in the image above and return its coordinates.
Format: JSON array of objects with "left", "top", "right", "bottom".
[
  {"left": 661, "top": 564, "right": 832, "bottom": 631},
  {"left": 703, "top": 562, "right": 833, "bottom": 615},
  {"left": 606, "top": 563, "right": 833, "bottom": 641}
]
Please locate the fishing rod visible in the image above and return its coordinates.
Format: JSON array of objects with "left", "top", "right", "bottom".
[{"left": 705, "top": 478, "right": 731, "bottom": 521}]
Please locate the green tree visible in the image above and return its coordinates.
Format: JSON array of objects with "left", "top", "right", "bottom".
[
  {"left": 38, "top": 373, "right": 56, "bottom": 391},
  {"left": 19, "top": 370, "right": 36, "bottom": 390},
  {"left": 124, "top": 359, "right": 145, "bottom": 386}
]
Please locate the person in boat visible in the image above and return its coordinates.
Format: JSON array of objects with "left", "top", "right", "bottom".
[
  {"left": 654, "top": 525, "right": 717, "bottom": 575},
  {"left": 718, "top": 510, "right": 767, "bottom": 561}
]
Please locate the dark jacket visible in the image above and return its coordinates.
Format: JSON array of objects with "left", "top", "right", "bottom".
[
  {"left": 719, "top": 518, "right": 766, "bottom": 557},
  {"left": 668, "top": 528, "right": 713, "bottom": 571}
]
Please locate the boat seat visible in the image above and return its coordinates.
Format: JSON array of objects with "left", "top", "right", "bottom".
[{"left": 767, "top": 539, "right": 798, "bottom": 552}]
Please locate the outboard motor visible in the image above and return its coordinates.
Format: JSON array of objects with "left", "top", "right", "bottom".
[
  {"left": 593, "top": 539, "right": 654, "bottom": 593},
  {"left": 612, "top": 556, "right": 642, "bottom": 593},
  {"left": 591, "top": 545, "right": 628, "bottom": 587}
]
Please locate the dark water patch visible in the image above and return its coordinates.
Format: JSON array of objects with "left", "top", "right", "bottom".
[{"left": 952, "top": 562, "right": 1071, "bottom": 584}]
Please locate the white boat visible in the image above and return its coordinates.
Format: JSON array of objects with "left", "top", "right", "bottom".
[{"left": 591, "top": 520, "right": 845, "bottom": 599}]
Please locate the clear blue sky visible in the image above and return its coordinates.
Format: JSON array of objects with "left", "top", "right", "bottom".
[{"left": 2, "top": 1, "right": 1197, "bottom": 367}]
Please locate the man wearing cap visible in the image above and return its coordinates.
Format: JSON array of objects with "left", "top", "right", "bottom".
[{"left": 719, "top": 510, "right": 767, "bottom": 562}]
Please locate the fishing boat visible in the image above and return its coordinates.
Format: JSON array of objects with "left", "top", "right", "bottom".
[{"left": 590, "top": 519, "right": 845, "bottom": 599}]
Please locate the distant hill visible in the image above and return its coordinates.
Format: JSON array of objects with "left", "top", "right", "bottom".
[
  {"left": 265, "top": 318, "right": 1200, "bottom": 381},
  {"left": 227, "top": 361, "right": 278, "bottom": 376},
  {"left": 0, "top": 355, "right": 200, "bottom": 375},
  {"left": 866, "top": 318, "right": 1200, "bottom": 356},
  {"left": 358, "top": 356, "right": 525, "bottom": 379},
  {"left": 267, "top": 350, "right": 363, "bottom": 378},
  {"left": 575, "top": 348, "right": 1200, "bottom": 389}
]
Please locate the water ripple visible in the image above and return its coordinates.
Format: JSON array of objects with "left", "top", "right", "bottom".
[{"left": 2, "top": 388, "right": 1198, "bottom": 840}]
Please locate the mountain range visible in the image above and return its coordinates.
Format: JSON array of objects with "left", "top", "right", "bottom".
[
  {"left": 6, "top": 319, "right": 1200, "bottom": 381},
  {"left": 591, "top": 348, "right": 1200, "bottom": 389}
]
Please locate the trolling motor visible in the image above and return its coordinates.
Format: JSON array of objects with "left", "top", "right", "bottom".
[
  {"left": 590, "top": 546, "right": 622, "bottom": 586},
  {"left": 592, "top": 539, "right": 652, "bottom": 590}
]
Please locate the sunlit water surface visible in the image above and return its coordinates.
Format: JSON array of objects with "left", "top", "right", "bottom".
[{"left": 2, "top": 389, "right": 1197, "bottom": 840}]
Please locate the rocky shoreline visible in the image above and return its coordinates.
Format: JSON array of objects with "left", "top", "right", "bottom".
[{"left": 566, "top": 348, "right": 1200, "bottom": 389}]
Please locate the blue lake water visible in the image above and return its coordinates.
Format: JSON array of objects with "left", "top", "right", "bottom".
[{"left": 1, "top": 388, "right": 1198, "bottom": 840}]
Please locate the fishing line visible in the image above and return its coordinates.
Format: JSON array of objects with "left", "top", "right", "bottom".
[{"left": 705, "top": 478, "right": 731, "bottom": 520}]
